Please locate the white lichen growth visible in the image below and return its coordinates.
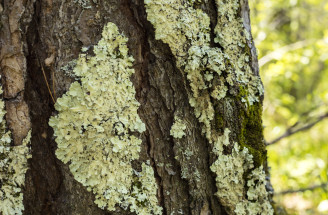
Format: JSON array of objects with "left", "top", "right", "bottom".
[
  {"left": 170, "top": 116, "right": 187, "bottom": 138},
  {"left": 0, "top": 84, "right": 32, "bottom": 215},
  {"left": 210, "top": 129, "right": 273, "bottom": 214},
  {"left": 49, "top": 23, "right": 162, "bottom": 214}
]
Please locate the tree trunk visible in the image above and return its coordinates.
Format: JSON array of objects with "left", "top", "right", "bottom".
[{"left": 0, "top": 0, "right": 274, "bottom": 215}]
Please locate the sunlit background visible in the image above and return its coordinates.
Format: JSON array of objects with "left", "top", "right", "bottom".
[{"left": 249, "top": 0, "right": 328, "bottom": 214}]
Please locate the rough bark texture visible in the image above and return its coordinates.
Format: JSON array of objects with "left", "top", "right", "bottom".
[{"left": 0, "top": 0, "right": 272, "bottom": 215}]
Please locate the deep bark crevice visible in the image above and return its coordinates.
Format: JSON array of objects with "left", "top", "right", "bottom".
[
  {"left": 24, "top": 3, "right": 63, "bottom": 213},
  {"left": 128, "top": 1, "right": 195, "bottom": 214}
]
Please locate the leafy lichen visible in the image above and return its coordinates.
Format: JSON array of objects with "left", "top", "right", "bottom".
[
  {"left": 235, "top": 166, "right": 274, "bottom": 214},
  {"left": 145, "top": 0, "right": 264, "bottom": 140},
  {"left": 210, "top": 129, "right": 253, "bottom": 213},
  {"left": 145, "top": 0, "right": 272, "bottom": 214},
  {"left": 210, "top": 129, "right": 273, "bottom": 214},
  {"left": 170, "top": 116, "right": 187, "bottom": 139},
  {"left": 49, "top": 23, "right": 162, "bottom": 214},
  {"left": 0, "top": 82, "right": 32, "bottom": 215},
  {"left": 214, "top": 0, "right": 264, "bottom": 105},
  {"left": 145, "top": 0, "right": 222, "bottom": 140}
]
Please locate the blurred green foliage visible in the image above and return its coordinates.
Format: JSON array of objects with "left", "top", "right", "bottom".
[{"left": 250, "top": 0, "right": 328, "bottom": 214}]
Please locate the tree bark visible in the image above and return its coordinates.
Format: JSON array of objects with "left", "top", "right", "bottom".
[{"left": 0, "top": 0, "right": 273, "bottom": 215}]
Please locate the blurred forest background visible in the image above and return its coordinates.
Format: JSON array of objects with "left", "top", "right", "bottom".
[{"left": 249, "top": 0, "right": 328, "bottom": 214}]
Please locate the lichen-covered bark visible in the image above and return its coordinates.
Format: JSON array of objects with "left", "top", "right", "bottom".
[
  {"left": 0, "top": 0, "right": 273, "bottom": 214},
  {"left": 48, "top": 23, "right": 162, "bottom": 214},
  {"left": 144, "top": 0, "right": 272, "bottom": 214}
]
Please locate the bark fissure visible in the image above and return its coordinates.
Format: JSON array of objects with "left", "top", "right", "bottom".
[
  {"left": 128, "top": 1, "right": 199, "bottom": 214},
  {"left": 127, "top": 2, "right": 169, "bottom": 213},
  {"left": 145, "top": 132, "right": 167, "bottom": 214}
]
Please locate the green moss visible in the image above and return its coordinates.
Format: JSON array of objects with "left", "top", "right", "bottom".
[
  {"left": 215, "top": 112, "right": 224, "bottom": 132},
  {"left": 237, "top": 86, "right": 266, "bottom": 167},
  {"left": 236, "top": 85, "right": 250, "bottom": 105}
]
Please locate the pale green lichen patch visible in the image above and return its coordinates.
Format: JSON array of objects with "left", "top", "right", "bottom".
[
  {"left": 234, "top": 167, "right": 274, "bottom": 214},
  {"left": 145, "top": 1, "right": 272, "bottom": 214},
  {"left": 145, "top": 0, "right": 222, "bottom": 140},
  {"left": 210, "top": 129, "right": 273, "bottom": 214},
  {"left": 145, "top": 0, "right": 263, "bottom": 141},
  {"left": 170, "top": 116, "right": 187, "bottom": 139},
  {"left": 214, "top": 0, "right": 264, "bottom": 105},
  {"left": 0, "top": 84, "right": 32, "bottom": 215},
  {"left": 128, "top": 163, "right": 162, "bottom": 215},
  {"left": 49, "top": 23, "right": 162, "bottom": 214}
]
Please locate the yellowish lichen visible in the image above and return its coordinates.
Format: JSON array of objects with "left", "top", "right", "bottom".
[
  {"left": 170, "top": 116, "right": 187, "bottom": 139},
  {"left": 145, "top": 0, "right": 263, "bottom": 142},
  {"left": 128, "top": 163, "right": 162, "bottom": 215},
  {"left": 210, "top": 129, "right": 273, "bottom": 214},
  {"left": 145, "top": 1, "right": 272, "bottom": 214},
  {"left": 145, "top": 0, "right": 219, "bottom": 140},
  {"left": 210, "top": 129, "right": 252, "bottom": 206},
  {"left": 49, "top": 23, "right": 162, "bottom": 214},
  {"left": 234, "top": 166, "right": 274, "bottom": 214},
  {"left": 214, "top": 0, "right": 264, "bottom": 105},
  {"left": 0, "top": 82, "right": 32, "bottom": 215}
]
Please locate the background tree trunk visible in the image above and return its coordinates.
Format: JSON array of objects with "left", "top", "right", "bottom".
[{"left": 0, "top": 0, "right": 273, "bottom": 214}]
